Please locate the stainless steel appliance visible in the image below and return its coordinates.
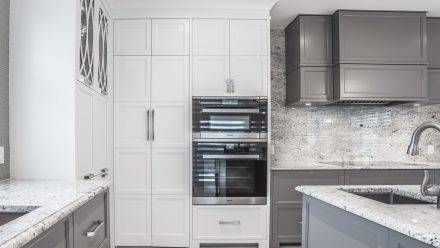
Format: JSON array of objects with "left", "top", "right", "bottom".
[
  {"left": 192, "top": 97, "right": 268, "bottom": 205},
  {"left": 192, "top": 141, "right": 267, "bottom": 205},
  {"left": 192, "top": 97, "right": 267, "bottom": 140}
]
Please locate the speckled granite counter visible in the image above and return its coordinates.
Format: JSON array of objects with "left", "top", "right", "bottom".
[
  {"left": 272, "top": 161, "right": 440, "bottom": 170},
  {"left": 0, "top": 179, "right": 112, "bottom": 248},
  {"left": 296, "top": 185, "right": 440, "bottom": 247}
]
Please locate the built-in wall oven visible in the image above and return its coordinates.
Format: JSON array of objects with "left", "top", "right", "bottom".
[{"left": 192, "top": 97, "right": 268, "bottom": 205}]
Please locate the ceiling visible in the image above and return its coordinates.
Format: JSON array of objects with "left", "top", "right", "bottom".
[{"left": 271, "top": 0, "right": 440, "bottom": 29}]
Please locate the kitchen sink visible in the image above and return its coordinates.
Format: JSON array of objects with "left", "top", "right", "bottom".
[
  {"left": 350, "top": 192, "right": 434, "bottom": 205},
  {"left": 0, "top": 206, "right": 39, "bottom": 226}
]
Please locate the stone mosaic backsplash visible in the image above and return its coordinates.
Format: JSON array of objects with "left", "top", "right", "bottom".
[{"left": 270, "top": 29, "right": 440, "bottom": 168}]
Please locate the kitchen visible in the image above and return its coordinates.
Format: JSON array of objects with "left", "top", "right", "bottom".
[{"left": 1, "top": 0, "right": 440, "bottom": 248}]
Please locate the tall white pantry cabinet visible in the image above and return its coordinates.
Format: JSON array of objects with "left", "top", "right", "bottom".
[{"left": 113, "top": 17, "right": 270, "bottom": 248}]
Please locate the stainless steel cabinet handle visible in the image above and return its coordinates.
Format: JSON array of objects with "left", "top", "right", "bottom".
[
  {"left": 231, "top": 79, "right": 235, "bottom": 93},
  {"left": 226, "top": 79, "right": 231, "bottom": 93},
  {"left": 152, "top": 109, "right": 155, "bottom": 141},
  {"left": 201, "top": 108, "right": 260, "bottom": 114},
  {"left": 298, "top": 221, "right": 303, "bottom": 225},
  {"left": 86, "top": 221, "right": 104, "bottom": 238},
  {"left": 219, "top": 220, "right": 241, "bottom": 225},
  {"left": 202, "top": 154, "right": 260, "bottom": 159},
  {"left": 147, "top": 109, "right": 150, "bottom": 141},
  {"left": 83, "top": 173, "right": 95, "bottom": 180}
]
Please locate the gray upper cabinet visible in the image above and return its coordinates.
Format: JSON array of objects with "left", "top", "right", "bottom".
[
  {"left": 428, "top": 18, "right": 440, "bottom": 68},
  {"left": 286, "top": 15, "right": 332, "bottom": 73},
  {"left": 334, "top": 64, "right": 427, "bottom": 101},
  {"left": 333, "top": 10, "right": 428, "bottom": 64},
  {"left": 428, "top": 69, "right": 440, "bottom": 102}
]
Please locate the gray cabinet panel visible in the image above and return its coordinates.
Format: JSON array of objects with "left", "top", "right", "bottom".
[
  {"left": 272, "top": 203, "right": 303, "bottom": 244},
  {"left": 302, "top": 196, "right": 388, "bottom": 248},
  {"left": 428, "top": 69, "right": 440, "bottom": 101},
  {"left": 345, "top": 170, "right": 434, "bottom": 185},
  {"left": 23, "top": 216, "right": 73, "bottom": 248},
  {"left": 428, "top": 18, "right": 440, "bottom": 68},
  {"left": 436, "top": 170, "right": 440, "bottom": 185},
  {"left": 334, "top": 64, "right": 428, "bottom": 100},
  {"left": 389, "top": 230, "right": 433, "bottom": 248},
  {"left": 333, "top": 10, "right": 427, "bottom": 64},
  {"left": 74, "top": 192, "right": 108, "bottom": 248},
  {"left": 286, "top": 15, "right": 332, "bottom": 73},
  {"left": 286, "top": 67, "right": 333, "bottom": 105}
]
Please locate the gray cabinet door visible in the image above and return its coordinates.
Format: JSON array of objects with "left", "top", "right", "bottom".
[
  {"left": 389, "top": 230, "right": 434, "bottom": 248},
  {"left": 428, "top": 69, "right": 440, "bottom": 101},
  {"left": 272, "top": 203, "right": 303, "bottom": 244},
  {"left": 286, "top": 67, "right": 333, "bottom": 105},
  {"left": 286, "top": 15, "right": 332, "bottom": 73},
  {"left": 23, "top": 216, "right": 73, "bottom": 248},
  {"left": 334, "top": 64, "right": 427, "bottom": 101},
  {"left": 74, "top": 192, "right": 109, "bottom": 248},
  {"left": 345, "top": 170, "right": 434, "bottom": 185},
  {"left": 333, "top": 10, "right": 427, "bottom": 64},
  {"left": 428, "top": 18, "right": 440, "bottom": 68}
]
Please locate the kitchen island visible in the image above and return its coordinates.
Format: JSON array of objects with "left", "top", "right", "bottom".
[{"left": 296, "top": 185, "right": 440, "bottom": 248}]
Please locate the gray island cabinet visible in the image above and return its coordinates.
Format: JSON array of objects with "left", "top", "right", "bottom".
[
  {"left": 23, "top": 190, "right": 110, "bottom": 248},
  {"left": 302, "top": 196, "right": 434, "bottom": 248}
]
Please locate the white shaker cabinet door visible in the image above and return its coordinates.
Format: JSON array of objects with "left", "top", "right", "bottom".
[
  {"left": 114, "top": 149, "right": 151, "bottom": 194},
  {"left": 114, "top": 56, "right": 151, "bottom": 102},
  {"left": 230, "top": 56, "right": 268, "bottom": 96},
  {"left": 152, "top": 19, "right": 190, "bottom": 55},
  {"left": 193, "top": 56, "right": 230, "bottom": 96},
  {"left": 92, "top": 93, "right": 110, "bottom": 173},
  {"left": 114, "top": 102, "right": 151, "bottom": 148},
  {"left": 152, "top": 149, "right": 189, "bottom": 195},
  {"left": 193, "top": 19, "right": 229, "bottom": 55},
  {"left": 150, "top": 102, "right": 189, "bottom": 149},
  {"left": 115, "top": 195, "right": 152, "bottom": 246},
  {"left": 75, "top": 82, "right": 94, "bottom": 178},
  {"left": 151, "top": 56, "right": 189, "bottom": 101},
  {"left": 114, "top": 19, "right": 151, "bottom": 55},
  {"left": 152, "top": 195, "right": 190, "bottom": 247},
  {"left": 230, "top": 20, "right": 268, "bottom": 56}
]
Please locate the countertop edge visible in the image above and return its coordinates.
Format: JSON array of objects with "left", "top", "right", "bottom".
[{"left": 1, "top": 182, "right": 111, "bottom": 248}]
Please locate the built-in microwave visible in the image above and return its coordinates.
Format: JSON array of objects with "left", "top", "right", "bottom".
[
  {"left": 192, "top": 97, "right": 268, "bottom": 140},
  {"left": 192, "top": 141, "right": 267, "bottom": 205}
]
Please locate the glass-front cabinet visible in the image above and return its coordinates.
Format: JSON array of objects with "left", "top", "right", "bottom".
[{"left": 77, "top": 0, "right": 109, "bottom": 96}]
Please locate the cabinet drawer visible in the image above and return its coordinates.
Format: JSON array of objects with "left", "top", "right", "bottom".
[
  {"left": 345, "top": 170, "right": 434, "bottom": 185},
  {"left": 193, "top": 206, "right": 266, "bottom": 240},
  {"left": 74, "top": 193, "right": 108, "bottom": 248},
  {"left": 24, "top": 216, "right": 73, "bottom": 248}
]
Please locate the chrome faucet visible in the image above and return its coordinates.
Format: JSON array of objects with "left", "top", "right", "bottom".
[{"left": 407, "top": 122, "right": 440, "bottom": 208}]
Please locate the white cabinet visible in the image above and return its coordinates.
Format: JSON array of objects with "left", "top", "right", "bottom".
[
  {"left": 193, "top": 19, "right": 229, "bottom": 55},
  {"left": 114, "top": 56, "right": 151, "bottom": 102},
  {"left": 193, "top": 56, "right": 230, "bottom": 96},
  {"left": 151, "top": 56, "right": 189, "bottom": 101},
  {"left": 152, "top": 19, "right": 190, "bottom": 55},
  {"left": 114, "top": 149, "right": 151, "bottom": 194},
  {"left": 152, "top": 195, "right": 190, "bottom": 247},
  {"left": 92, "top": 94, "right": 110, "bottom": 172},
  {"left": 151, "top": 102, "right": 190, "bottom": 148},
  {"left": 76, "top": 83, "right": 94, "bottom": 177},
  {"left": 230, "top": 56, "right": 268, "bottom": 96},
  {"left": 115, "top": 195, "right": 152, "bottom": 246},
  {"left": 114, "top": 19, "right": 152, "bottom": 55},
  {"left": 152, "top": 149, "right": 189, "bottom": 195},
  {"left": 114, "top": 102, "right": 151, "bottom": 148},
  {"left": 230, "top": 20, "right": 268, "bottom": 56}
]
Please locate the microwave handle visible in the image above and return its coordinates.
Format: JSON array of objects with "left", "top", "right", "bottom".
[
  {"left": 201, "top": 108, "right": 260, "bottom": 114},
  {"left": 202, "top": 154, "right": 260, "bottom": 159}
]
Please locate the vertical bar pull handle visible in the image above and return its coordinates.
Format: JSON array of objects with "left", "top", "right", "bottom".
[
  {"left": 147, "top": 109, "right": 150, "bottom": 141},
  {"left": 152, "top": 109, "right": 155, "bottom": 141},
  {"left": 226, "top": 79, "right": 231, "bottom": 93}
]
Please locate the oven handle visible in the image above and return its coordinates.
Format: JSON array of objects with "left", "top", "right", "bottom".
[
  {"left": 202, "top": 154, "right": 260, "bottom": 159},
  {"left": 201, "top": 108, "right": 260, "bottom": 114}
]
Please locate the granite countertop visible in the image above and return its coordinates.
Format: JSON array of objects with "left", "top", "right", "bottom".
[
  {"left": 296, "top": 185, "right": 440, "bottom": 247},
  {"left": 271, "top": 161, "right": 440, "bottom": 170},
  {"left": 0, "top": 179, "right": 112, "bottom": 248}
]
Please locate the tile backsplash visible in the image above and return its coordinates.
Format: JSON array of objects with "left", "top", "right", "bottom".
[
  {"left": 271, "top": 29, "right": 440, "bottom": 168},
  {"left": 0, "top": 0, "right": 9, "bottom": 179}
]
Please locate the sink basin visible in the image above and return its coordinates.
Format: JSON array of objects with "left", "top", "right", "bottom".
[
  {"left": 350, "top": 192, "right": 434, "bottom": 205},
  {"left": 0, "top": 206, "right": 39, "bottom": 226}
]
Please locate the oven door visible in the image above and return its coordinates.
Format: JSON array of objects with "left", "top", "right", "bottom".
[
  {"left": 192, "top": 141, "right": 267, "bottom": 205},
  {"left": 192, "top": 97, "right": 268, "bottom": 140}
]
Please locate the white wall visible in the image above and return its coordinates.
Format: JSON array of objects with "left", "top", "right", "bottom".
[{"left": 10, "top": 0, "right": 77, "bottom": 179}]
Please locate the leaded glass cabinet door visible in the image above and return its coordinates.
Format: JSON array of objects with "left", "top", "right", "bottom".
[
  {"left": 78, "top": 0, "right": 95, "bottom": 86},
  {"left": 97, "top": 6, "right": 109, "bottom": 95}
]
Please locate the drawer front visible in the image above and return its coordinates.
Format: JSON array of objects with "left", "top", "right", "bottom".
[
  {"left": 193, "top": 206, "right": 266, "bottom": 240},
  {"left": 345, "top": 170, "right": 433, "bottom": 185},
  {"left": 24, "top": 216, "right": 73, "bottom": 248},
  {"left": 74, "top": 193, "right": 108, "bottom": 248},
  {"left": 272, "top": 170, "right": 343, "bottom": 203}
]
